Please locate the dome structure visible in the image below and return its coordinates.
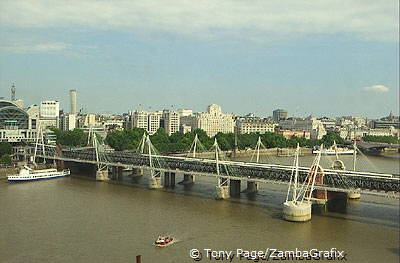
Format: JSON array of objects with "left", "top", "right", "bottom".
[{"left": 0, "top": 100, "right": 29, "bottom": 129}]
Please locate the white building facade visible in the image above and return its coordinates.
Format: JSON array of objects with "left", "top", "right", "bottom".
[
  {"left": 279, "top": 117, "right": 327, "bottom": 139},
  {"left": 190, "top": 104, "right": 234, "bottom": 137},
  {"left": 236, "top": 117, "right": 277, "bottom": 134}
]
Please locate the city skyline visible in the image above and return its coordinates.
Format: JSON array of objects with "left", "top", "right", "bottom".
[
  {"left": 0, "top": 1, "right": 398, "bottom": 118},
  {"left": 0, "top": 87, "right": 397, "bottom": 120}
]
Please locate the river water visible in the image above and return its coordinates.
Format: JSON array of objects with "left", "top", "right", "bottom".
[{"left": 0, "top": 154, "right": 399, "bottom": 263}]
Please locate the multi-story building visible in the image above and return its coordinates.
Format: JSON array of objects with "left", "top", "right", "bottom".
[
  {"left": 26, "top": 105, "right": 39, "bottom": 119},
  {"left": 236, "top": 117, "right": 277, "bottom": 134},
  {"left": 188, "top": 104, "right": 234, "bottom": 137},
  {"left": 83, "top": 114, "right": 96, "bottom": 127},
  {"left": 275, "top": 129, "right": 311, "bottom": 139},
  {"left": 39, "top": 100, "right": 60, "bottom": 129},
  {"left": 177, "top": 109, "right": 193, "bottom": 117},
  {"left": 126, "top": 110, "right": 162, "bottom": 135},
  {"left": 370, "top": 112, "right": 400, "bottom": 129},
  {"left": 0, "top": 100, "right": 37, "bottom": 143},
  {"left": 279, "top": 116, "right": 327, "bottom": 139},
  {"left": 162, "top": 110, "right": 180, "bottom": 136},
  {"left": 60, "top": 113, "right": 76, "bottom": 131},
  {"left": 40, "top": 101, "right": 59, "bottom": 118},
  {"left": 273, "top": 109, "right": 288, "bottom": 122},
  {"left": 131, "top": 110, "right": 149, "bottom": 130},
  {"left": 180, "top": 124, "right": 192, "bottom": 134},
  {"left": 148, "top": 113, "right": 161, "bottom": 135}
]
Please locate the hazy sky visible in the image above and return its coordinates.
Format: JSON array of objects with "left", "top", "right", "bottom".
[{"left": 0, "top": 0, "right": 398, "bottom": 118}]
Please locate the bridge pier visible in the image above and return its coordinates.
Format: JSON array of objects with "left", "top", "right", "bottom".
[
  {"left": 229, "top": 179, "right": 241, "bottom": 197},
  {"left": 96, "top": 170, "right": 109, "bottom": 181},
  {"left": 164, "top": 172, "right": 170, "bottom": 187},
  {"left": 149, "top": 176, "right": 162, "bottom": 189},
  {"left": 111, "top": 166, "right": 123, "bottom": 180},
  {"left": 215, "top": 186, "right": 230, "bottom": 200},
  {"left": 245, "top": 181, "right": 258, "bottom": 193},
  {"left": 283, "top": 201, "right": 312, "bottom": 222},
  {"left": 163, "top": 172, "right": 176, "bottom": 188},
  {"left": 182, "top": 174, "right": 195, "bottom": 184},
  {"left": 347, "top": 191, "right": 361, "bottom": 199},
  {"left": 327, "top": 192, "right": 348, "bottom": 213}
]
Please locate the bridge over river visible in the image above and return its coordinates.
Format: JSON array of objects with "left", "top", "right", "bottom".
[
  {"left": 15, "top": 133, "right": 399, "bottom": 221},
  {"left": 19, "top": 142, "right": 400, "bottom": 198}
]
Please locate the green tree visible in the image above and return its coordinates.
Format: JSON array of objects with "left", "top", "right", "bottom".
[
  {"left": 0, "top": 142, "right": 12, "bottom": 156},
  {"left": 0, "top": 154, "right": 12, "bottom": 165},
  {"left": 320, "top": 132, "right": 344, "bottom": 147},
  {"left": 105, "top": 128, "right": 146, "bottom": 151},
  {"left": 261, "top": 132, "right": 287, "bottom": 148},
  {"left": 363, "top": 135, "right": 400, "bottom": 144},
  {"left": 50, "top": 128, "right": 88, "bottom": 147}
]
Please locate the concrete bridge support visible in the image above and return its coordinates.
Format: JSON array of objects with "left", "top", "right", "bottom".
[
  {"left": 215, "top": 186, "right": 230, "bottom": 200},
  {"left": 149, "top": 173, "right": 162, "bottom": 189},
  {"left": 245, "top": 181, "right": 258, "bottom": 193},
  {"left": 283, "top": 201, "right": 312, "bottom": 222},
  {"left": 229, "top": 179, "right": 241, "bottom": 197},
  {"left": 327, "top": 192, "right": 348, "bottom": 213},
  {"left": 163, "top": 172, "right": 176, "bottom": 188},
  {"left": 347, "top": 191, "right": 361, "bottom": 199},
  {"left": 111, "top": 167, "right": 123, "bottom": 180},
  {"left": 96, "top": 170, "right": 109, "bottom": 181},
  {"left": 183, "top": 174, "right": 195, "bottom": 184},
  {"left": 164, "top": 172, "right": 170, "bottom": 188}
]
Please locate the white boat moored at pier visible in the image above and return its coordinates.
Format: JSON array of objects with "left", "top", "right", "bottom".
[{"left": 7, "top": 166, "right": 70, "bottom": 183}]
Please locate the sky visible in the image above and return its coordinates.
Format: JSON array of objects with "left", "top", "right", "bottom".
[{"left": 0, "top": 0, "right": 398, "bottom": 119}]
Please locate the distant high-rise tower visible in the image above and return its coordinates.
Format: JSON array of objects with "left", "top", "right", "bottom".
[
  {"left": 273, "top": 109, "right": 288, "bottom": 122},
  {"left": 69, "top": 89, "right": 77, "bottom": 114},
  {"left": 11, "top": 84, "right": 16, "bottom": 101}
]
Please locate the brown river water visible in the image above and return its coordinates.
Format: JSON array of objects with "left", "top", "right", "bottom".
[{"left": 0, "top": 154, "right": 399, "bottom": 263}]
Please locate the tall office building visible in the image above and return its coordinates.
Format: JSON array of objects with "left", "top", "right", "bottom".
[
  {"left": 132, "top": 110, "right": 149, "bottom": 130},
  {"left": 60, "top": 113, "right": 76, "bottom": 131},
  {"left": 148, "top": 113, "right": 161, "bottom": 135},
  {"left": 69, "top": 90, "right": 77, "bottom": 114},
  {"left": 273, "top": 109, "right": 288, "bottom": 122},
  {"left": 162, "top": 110, "right": 180, "bottom": 136}
]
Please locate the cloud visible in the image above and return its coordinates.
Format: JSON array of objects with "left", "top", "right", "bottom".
[
  {"left": 0, "top": 42, "right": 67, "bottom": 52},
  {"left": 0, "top": 0, "right": 398, "bottom": 42},
  {"left": 362, "top": 85, "right": 390, "bottom": 93}
]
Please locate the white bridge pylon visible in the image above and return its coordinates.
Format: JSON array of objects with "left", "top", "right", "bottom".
[
  {"left": 33, "top": 123, "right": 46, "bottom": 165},
  {"left": 282, "top": 143, "right": 323, "bottom": 222}
]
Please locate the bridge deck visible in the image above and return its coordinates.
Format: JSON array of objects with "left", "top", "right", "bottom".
[{"left": 26, "top": 147, "right": 400, "bottom": 197}]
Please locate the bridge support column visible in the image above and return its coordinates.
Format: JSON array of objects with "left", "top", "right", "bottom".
[
  {"left": 117, "top": 167, "right": 123, "bottom": 180},
  {"left": 111, "top": 166, "right": 122, "bottom": 180},
  {"left": 164, "top": 172, "right": 170, "bottom": 188},
  {"left": 182, "top": 174, "right": 195, "bottom": 184},
  {"left": 170, "top": 172, "right": 175, "bottom": 188},
  {"left": 149, "top": 176, "right": 162, "bottom": 189},
  {"left": 229, "top": 179, "right": 241, "bottom": 197},
  {"left": 347, "top": 191, "right": 361, "bottom": 199},
  {"left": 283, "top": 201, "right": 312, "bottom": 222},
  {"left": 245, "top": 181, "right": 258, "bottom": 193},
  {"left": 96, "top": 170, "right": 109, "bottom": 181},
  {"left": 215, "top": 186, "right": 230, "bottom": 200},
  {"left": 163, "top": 172, "right": 176, "bottom": 189}
]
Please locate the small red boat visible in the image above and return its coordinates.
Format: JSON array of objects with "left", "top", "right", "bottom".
[{"left": 154, "top": 235, "right": 174, "bottom": 247}]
